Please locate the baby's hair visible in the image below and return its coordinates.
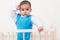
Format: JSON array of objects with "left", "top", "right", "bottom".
[{"left": 19, "top": 0, "right": 31, "bottom": 9}]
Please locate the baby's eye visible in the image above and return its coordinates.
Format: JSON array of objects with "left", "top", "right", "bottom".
[
  {"left": 22, "top": 9, "right": 24, "bottom": 11},
  {"left": 26, "top": 9, "right": 29, "bottom": 11}
]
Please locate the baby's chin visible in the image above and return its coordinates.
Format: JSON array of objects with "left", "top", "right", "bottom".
[{"left": 22, "top": 14, "right": 29, "bottom": 16}]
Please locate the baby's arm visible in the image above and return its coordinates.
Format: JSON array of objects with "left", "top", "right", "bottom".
[
  {"left": 10, "top": 5, "right": 20, "bottom": 22},
  {"left": 31, "top": 16, "right": 43, "bottom": 32},
  {"left": 10, "top": 9, "right": 17, "bottom": 22}
]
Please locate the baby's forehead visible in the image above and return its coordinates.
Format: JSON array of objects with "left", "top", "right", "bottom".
[{"left": 20, "top": 4, "right": 31, "bottom": 8}]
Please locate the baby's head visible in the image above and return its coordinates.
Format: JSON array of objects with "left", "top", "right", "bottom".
[{"left": 18, "top": 0, "right": 32, "bottom": 16}]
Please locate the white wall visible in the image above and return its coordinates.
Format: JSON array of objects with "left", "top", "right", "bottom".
[{"left": 0, "top": 0, "right": 60, "bottom": 40}]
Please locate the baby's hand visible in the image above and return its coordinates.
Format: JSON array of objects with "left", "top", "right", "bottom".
[
  {"left": 38, "top": 26, "right": 43, "bottom": 32},
  {"left": 16, "top": 5, "right": 20, "bottom": 10}
]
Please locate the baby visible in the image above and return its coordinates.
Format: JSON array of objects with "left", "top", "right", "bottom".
[{"left": 11, "top": 0, "right": 43, "bottom": 40}]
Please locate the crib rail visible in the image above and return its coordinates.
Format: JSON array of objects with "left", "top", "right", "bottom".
[{"left": 0, "top": 27, "right": 56, "bottom": 40}]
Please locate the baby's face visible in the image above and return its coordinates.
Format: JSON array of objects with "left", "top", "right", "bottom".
[{"left": 19, "top": 4, "right": 32, "bottom": 16}]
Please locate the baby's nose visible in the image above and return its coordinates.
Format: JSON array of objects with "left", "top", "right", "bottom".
[{"left": 24, "top": 10, "right": 27, "bottom": 12}]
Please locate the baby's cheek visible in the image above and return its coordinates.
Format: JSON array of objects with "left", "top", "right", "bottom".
[{"left": 27, "top": 11, "right": 30, "bottom": 13}]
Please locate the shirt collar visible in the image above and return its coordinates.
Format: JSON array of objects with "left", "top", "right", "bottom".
[{"left": 21, "top": 15, "right": 27, "bottom": 17}]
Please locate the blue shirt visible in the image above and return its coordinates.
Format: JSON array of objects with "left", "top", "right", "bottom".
[{"left": 15, "top": 14, "right": 32, "bottom": 29}]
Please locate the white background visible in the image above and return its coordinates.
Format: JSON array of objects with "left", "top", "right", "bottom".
[{"left": 0, "top": 0, "right": 60, "bottom": 40}]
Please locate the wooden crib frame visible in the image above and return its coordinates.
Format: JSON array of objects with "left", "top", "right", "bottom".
[{"left": 0, "top": 27, "right": 56, "bottom": 40}]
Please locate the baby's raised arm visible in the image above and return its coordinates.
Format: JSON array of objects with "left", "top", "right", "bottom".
[
  {"left": 10, "top": 5, "right": 20, "bottom": 22},
  {"left": 10, "top": 8, "right": 17, "bottom": 22}
]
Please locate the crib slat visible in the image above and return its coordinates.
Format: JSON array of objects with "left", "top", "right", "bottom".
[
  {"left": 1, "top": 32, "right": 4, "bottom": 40},
  {"left": 44, "top": 31, "right": 48, "bottom": 40}
]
